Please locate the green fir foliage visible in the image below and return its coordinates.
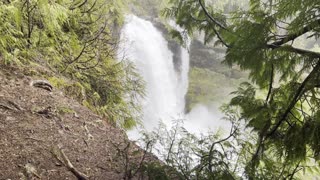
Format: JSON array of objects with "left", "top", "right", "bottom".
[
  {"left": 164, "top": 0, "right": 320, "bottom": 178},
  {"left": 0, "top": 0, "right": 143, "bottom": 129}
]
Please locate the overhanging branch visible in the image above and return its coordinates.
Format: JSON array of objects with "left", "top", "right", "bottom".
[
  {"left": 271, "top": 19, "right": 320, "bottom": 47},
  {"left": 267, "top": 44, "right": 320, "bottom": 58},
  {"left": 266, "top": 61, "right": 320, "bottom": 138},
  {"left": 198, "top": 0, "right": 227, "bottom": 30}
]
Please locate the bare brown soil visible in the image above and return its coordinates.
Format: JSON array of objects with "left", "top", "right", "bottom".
[{"left": 0, "top": 67, "right": 159, "bottom": 180}]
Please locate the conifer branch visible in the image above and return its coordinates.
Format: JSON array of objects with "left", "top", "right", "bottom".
[
  {"left": 212, "top": 26, "right": 231, "bottom": 48},
  {"left": 198, "top": 0, "right": 227, "bottom": 30},
  {"left": 267, "top": 44, "right": 320, "bottom": 58},
  {"left": 286, "top": 161, "right": 302, "bottom": 180},
  {"left": 265, "top": 64, "right": 274, "bottom": 102},
  {"left": 271, "top": 19, "right": 320, "bottom": 47},
  {"left": 207, "top": 123, "right": 237, "bottom": 175},
  {"left": 266, "top": 61, "right": 320, "bottom": 138},
  {"left": 70, "top": 0, "right": 88, "bottom": 10},
  {"left": 197, "top": 0, "right": 231, "bottom": 47},
  {"left": 81, "top": 0, "right": 98, "bottom": 13},
  {"left": 266, "top": 18, "right": 320, "bottom": 57}
]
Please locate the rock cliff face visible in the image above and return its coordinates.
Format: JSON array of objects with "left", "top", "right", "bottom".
[
  {"left": 185, "top": 39, "right": 248, "bottom": 111},
  {"left": 0, "top": 67, "right": 163, "bottom": 179},
  {"left": 189, "top": 39, "right": 247, "bottom": 79}
]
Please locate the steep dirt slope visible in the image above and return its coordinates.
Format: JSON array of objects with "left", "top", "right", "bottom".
[{"left": 0, "top": 67, "right": 159, "bottom": 180}]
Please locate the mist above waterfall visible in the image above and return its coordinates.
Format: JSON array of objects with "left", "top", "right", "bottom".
[{"left": 119, "top": 15, "right": 230, "bottom": 139}]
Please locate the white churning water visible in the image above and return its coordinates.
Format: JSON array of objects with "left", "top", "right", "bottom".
[{"left": 119, "top": 15, "right": 229, "bottom": 139}]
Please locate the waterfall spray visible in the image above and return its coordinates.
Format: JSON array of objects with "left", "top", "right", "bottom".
[
  {"left": 119, "top": 15, "right": 230, "bottom": 140},
  {"left": 119, "top": 15, "right": 189, "bottom": 139}
]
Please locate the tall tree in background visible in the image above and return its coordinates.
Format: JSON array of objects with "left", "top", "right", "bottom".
[{"left": 163, "top": 0, "right": 320, "bottom": 178}]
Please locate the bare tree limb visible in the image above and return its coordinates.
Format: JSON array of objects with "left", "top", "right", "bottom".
[{"left": 53, "top": 147, "right": 89, "bottom": 180}]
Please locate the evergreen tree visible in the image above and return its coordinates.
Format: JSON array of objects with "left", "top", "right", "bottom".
[{"left": 163, "top": 0, "right": 320, "bottom": 178}]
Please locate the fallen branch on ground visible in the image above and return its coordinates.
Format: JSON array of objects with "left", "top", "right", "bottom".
[
  {"left": 53, "top": 146, "right": 89, "bottom": 180},
  {"left": 0, "top": 100, "right": 23, "bottom": 111}
]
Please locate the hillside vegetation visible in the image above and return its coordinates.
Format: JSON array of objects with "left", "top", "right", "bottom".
[
  {"left": 0, "top": 0, "right": 143, "bottom": 129},
  {"left": 0, "top": 67, "right": 167, "bottom": 179},
  {"left": 0, "top": 1, "right": 181, "bottom": 179}
]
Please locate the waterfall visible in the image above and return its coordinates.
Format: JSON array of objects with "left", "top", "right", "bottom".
[
  {"left": 119, "top": 15, "right": 189, "bottom": 139},
  {"left": 119, "top": 15, "right": 230, "bottom": 139}
]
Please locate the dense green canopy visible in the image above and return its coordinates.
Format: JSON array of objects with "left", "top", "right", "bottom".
[{"left": 163, "top": 0, "right": 320, "bottom": 178}]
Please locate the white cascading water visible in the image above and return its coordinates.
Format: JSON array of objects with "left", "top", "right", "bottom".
[
  {"left": 119, "top": 15, "right": 189, "bottom": 139},
  {"left": 119, "top": 15, "right": 230, "bottom": 139}
]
